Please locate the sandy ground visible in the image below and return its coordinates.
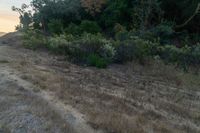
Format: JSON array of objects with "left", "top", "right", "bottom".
[{"left": 0, "top": 32, "right": 200, "bottom": 133}]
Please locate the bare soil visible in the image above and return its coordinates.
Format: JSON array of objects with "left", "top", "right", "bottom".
[{"left": 0, "top": 32, "right": 200, "bottom": 133}]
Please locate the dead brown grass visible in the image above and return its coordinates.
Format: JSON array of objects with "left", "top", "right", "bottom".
[
  {"left": 11, "top": 58, "right": 200, "bottom": 133},
  {"left": 88, "top": 112, "right": 144, "bottom": 133}
]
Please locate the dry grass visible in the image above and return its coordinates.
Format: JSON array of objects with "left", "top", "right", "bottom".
[
  {"left": 11, "top": 58, "right": 200, "bottom": 133},
  {"left": 88, "top": 111, "right": 144, "bottom": 133}
]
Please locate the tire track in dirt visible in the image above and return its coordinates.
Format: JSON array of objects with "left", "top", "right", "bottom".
[{"left": 0, "top": 65, "right": 102, "bottom": 133}]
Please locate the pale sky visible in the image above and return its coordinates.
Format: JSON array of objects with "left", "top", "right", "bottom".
[{"left": 0, "top": 0, "right": 31, "bottom": 32}]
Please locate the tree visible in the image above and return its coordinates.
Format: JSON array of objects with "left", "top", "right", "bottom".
[
  {"left": 12, "top": 4, "right": 32, "bottom": 29},
  {"left": 81, "top": 0, "right": 107, "bottom": 16},
  {"left": 160, "top": 0, "right": 200, "bottom": 32},
  {"left": 31, "top": 0, "right": 81, "bottom": 31},
  {"left": 132, "top": 0, "right": 162, "bottom": 31},
  {"left": 176, "top": 3, "right": 200, "bottom": 28}
]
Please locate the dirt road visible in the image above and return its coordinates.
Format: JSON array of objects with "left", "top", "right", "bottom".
[
  {"left": 0, "top": 32, "right": 200, "bottom": 133},
  {"left": 0, "top": 33, "right": 102, "bottom": 133}
]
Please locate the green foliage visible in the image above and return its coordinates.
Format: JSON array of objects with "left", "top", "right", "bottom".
[
  {"left": 132, "top": 0, "right": 163, "bottom": 31},
  {"left": 20, "top": 12, "right": 32, "bottom": 29},
  {"left": 65, "top": 23, "right": 82, "bottom": 35},
  {"left": 17, "top": 0, "right": 200, "bottom": 69},
  {"left": 48, "top": 34, "right": 75, "bottom": 54},
  {"left": 47, "top": 33, "right": 115, "bottom": 67},
  {"left": 12, "top": 4, "right": 32, "bottom": 29},
  {"left": 161, "top": 0, "right": 200, "bottom": 32},
  {"left": 113, "top": 23, "right": 127, "bottom": 35},
  {"left": 100, "top": 0, "right": 132, "bottom": 29},
  {"left": 159, "top": 44, "right": 200, "bottom": 70},
  {"left": 151, "top": 23, "right": 174, "bottom": 44},
  {"left": 80, "top": 20, "right": 101, "bottom": 34},
  {"left": 115, "top": 31, "right": 130, "bottom": 41},
  {"left": 75, "top": 33, "right": 115, "bottom": 62},
  {"left": 65, "top": 21, "right": 101, "bottom": 35},
  {"left": 48, "top": 19, "right": 64, "bottom": 34},
  {"left": 191, "top": 44, "right": 200, "bottom": 65},
  {"left": 31, "top": 0, "right": 82, "bottom": 30},
  {"left": 16, "top": 0, "right": 200, "bottom": 34},
  {"left": 87, "top": 54, "right": 108, "bottom": 68},
  {"left": 114, "top": 36, "right": 160, "bottom": 64},
  {"left": 114, "top": 40, "right": 136, "bottom": 63},
  {"left": 23, "top": 30, "right": 47, "bottom": 50}
]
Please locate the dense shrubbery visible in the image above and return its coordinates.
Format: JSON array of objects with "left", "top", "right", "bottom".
[
  {"left": 17, "top": 0, "right": 200, "bottom": 70},
  {"left": 87, "top": 54, "right": 109, "bottom": 68},
  {"left": 23, "top": 30, "right": 47, "bottom": 50},
  {"left": 160, "top": 44, "right": 200, "bottom": 70},
  {"left": 48, "top": 19, "right": 64, "bottom": 34},
  {"left": 79, "top": 20, "right": 101, "bottom": 34},
  {"left": 48, "top": 34, "right": 75, "bottom": 54},
  {"left": 23, "top": 29, "right": 200, "bottom": 70},
  {"left": 41, "top": 32, "right": 115, "bottom": 67},
  {"left": 64, "top": 20, "right": 101, "bottom": 35}
]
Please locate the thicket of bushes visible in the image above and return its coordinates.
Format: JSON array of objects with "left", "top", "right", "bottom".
[
  {"left": 23, "top": 28, "right": 200, "bottom": 70},
  {"left": 15, "top": 0, "right": 200, "bottom": 70}
]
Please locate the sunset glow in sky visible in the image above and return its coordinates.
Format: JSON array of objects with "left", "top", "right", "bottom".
[{"left": 0, "top": 0, "right": 31, "bottom": 32}]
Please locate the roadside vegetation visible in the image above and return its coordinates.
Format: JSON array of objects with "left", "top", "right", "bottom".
[{"left": 12, "top": 0, "right": 200, "bottom": 71}]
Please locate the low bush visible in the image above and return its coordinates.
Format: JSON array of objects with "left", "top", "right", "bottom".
[
  {"left": 48, "top": 19, "right": 64, "bottom": 34},
  {"left": 87, "top": 54, "right": 108, "bottom": 68},
  {"left": 65, "top": 23, "right": 82, "bottom": 36},
  {"left": 191, "top": 44, "right": 200, "bottom": 66},
  {"left": 114, "top": 40, "right": 136, "bottom": 63},
  {"left": 113, "top": 23, "right": 127, "bottom": 35},
  {"left": 75, "top": 33, "right": 115, "bottom": 61},
  {"left": 159, "top": 44, "right": 200, "bottom": 71},
  {"left": 48, "top": 34, "right": 75, "bottom": 54},
  {"left": 114, "top": 36, "right": 160, "bottom": 64},
  {"left": 115, "top": 31, "right": 130, "bottom": 41},
  {"left": 65, "top": 21, "right": 101, "bottom": 36},
  {"left": 23, "top": 30, "right": 48, "bottom": 50},
  {"left": 47, "top": 33, "right": 115, "bottom": 67},
  {"left": 80, "top": 20, "right": 101, "bottom": 34},
  {"left": 23, "top": 29, "right": 200, "bottom": 70},
  {"left": 151, "top": 23, "right": 174, "bottom": 44}
]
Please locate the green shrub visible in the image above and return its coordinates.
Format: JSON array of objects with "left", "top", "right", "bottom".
[
  {"left": 114, "top": 40, "right": 136, "bottom": 63},
  {"left": 65, "top": 23, "right": 82, "bottom": 35},
  {"left": 48, "top": 33, "right": 115, "bottom": 67},
  {"left": 151, "top": 23, "right": 174, "bottom": 44},
  {"left": 48, "top": 19, "right": 64, "bottom": 34},
  {"left": 23, "top": 30, "right": 47, "bottom": 50},
  {"left": 115, "top": 31, "right": 129, "bottom": 41},
  {"left": 160, "top": 45, "right": 181, "bottom": 64},
  {"left": 65, "top": 21, "right": 101, "bottom": 35},
  {"left": 115, "top": 36, "right": 159, "bottom": 63},
  {"left": 87, "top": 54, "right": 108, "bottom": 68},
  {"left": 191, "top": 44, "right": 200, "bottom": 65},
  {"left": 159, "top": 44, "right": 200, "bottom": 71},
  {"left": 48, "top": 34, "right": 74, "bottom": 54},
  {"left": 101, "top": 41, "right": 116, "bottom": 61},
  {"left": 80, "top": 20, "right": 101, "bottom": 34},
  {"left": 76, "top": 33, "right": 115, "bottom": 60},
  {"left": 113, "top": 23, "right": 127, "bottom": 34}
]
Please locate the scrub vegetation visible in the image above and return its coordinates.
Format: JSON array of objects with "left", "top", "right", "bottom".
[{"left": 12, "top": 0, "right": 200, "bottom": 70}]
